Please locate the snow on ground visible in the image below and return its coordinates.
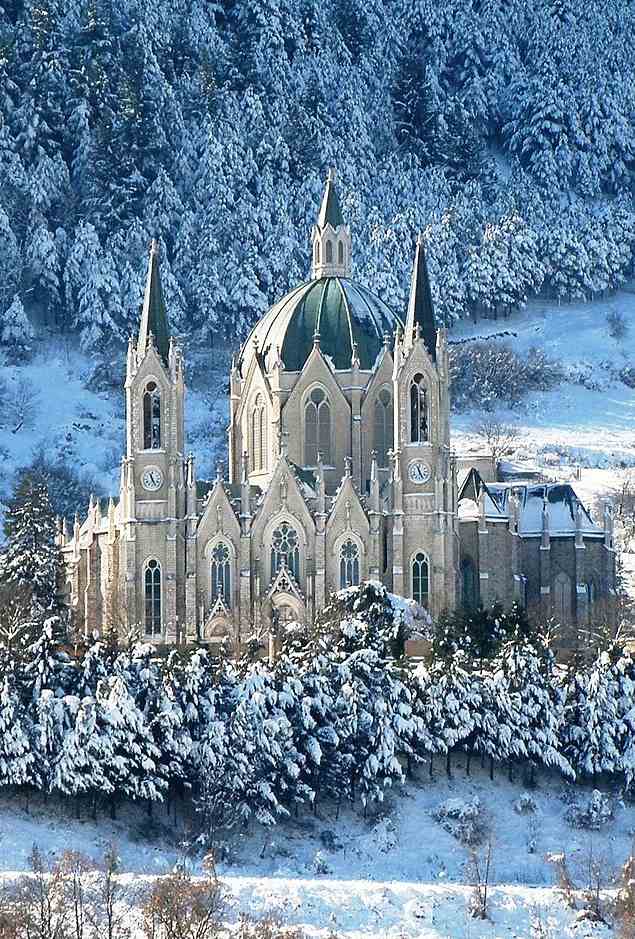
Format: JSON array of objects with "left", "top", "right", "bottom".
[
  {"left": 2, "top": 290, "right": 633, "bottom": 521},
  {"left": 450, "top": 290, "right": 635, "bottom": 476},
  {"left": 0, "top": 341, "right": 230, "bottom": 523},
  {"left": 0, "top": 764, "right": 632, "bottom": 936}
]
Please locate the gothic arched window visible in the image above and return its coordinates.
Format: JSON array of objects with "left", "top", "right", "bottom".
[
  {"left": 325, "top": 240, "right": 333, "bottom": 263},
  {"left": 412, "top": 552, "right": 430, "bottom": 608},
  {"left": 554, "top": 571, "right": 572, "bottom": 624},
  {"left": 410, "top": 373, "right": 428, "bottom": 443},
  {"left": 315, "top": 241, "right": 320, "bottom": 264},
  {"left": 373, "top": 388, "right": 393, "bottom": 466},
  {"left": 250, "top": 394, "right": 267, "bottom": 472},
  {"left": 338, "top": 241, "right": 344, "bottom": 265},
  {"left": 144, "top": 559, "right": 161, "bottom": 636},
  {"left": 271, "top": 522, "right": 300, "bottom": 581},
  {"left": 143, "top": 381, "right": 161, "bottom": 450},
  {"left": 304, "top": 387, "right": 331, "bottom": 466},
  {"left": 461, "top": 558, "right": 478, "bottom": 611},
  {"left": 339, "top": 539, "right": 360, "bottom": 588},
  {"left": 211, "top": 543, "right": 231, "bottom": 606}
]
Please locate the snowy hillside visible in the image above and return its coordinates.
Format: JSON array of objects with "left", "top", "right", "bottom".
[
  {"left": 0, "top": 765, "right": 632, "bottom": 937},
  {"left": 1, "top": 290, "right": 632, "bottom": 525}
]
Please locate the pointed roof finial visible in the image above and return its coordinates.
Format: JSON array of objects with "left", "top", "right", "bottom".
[
  {"left": 317, "top": 168, "right": 344, "bottom": 229},
  {"left": 138, "top": 237, "right": 170, "bottom": 366},
  {"left": 404, "top": 233, "right": 437, "bottom": 360}
]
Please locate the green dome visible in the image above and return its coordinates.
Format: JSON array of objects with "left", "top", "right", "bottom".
[{"left": 241, "top": 277, "right": 402, "bottom": 373}]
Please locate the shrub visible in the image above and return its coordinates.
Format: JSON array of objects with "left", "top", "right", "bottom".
[
  {"left": 449, "top": 340, "right": 563, "bottom": 411},
  {"left": 619, "top": 366, "right": 635, "bottom": 389},
  {"left": 607, "top": 309, "right": 628, "bottom": 341},
  {"left": 434, "top": 796, "right": 485, "bottom": 846},
  {"left": 565, "top": 790, "right": 613, "bottom": 830},
  {"left": 514, "top": 793, "right": 538, "bottom": 815}
]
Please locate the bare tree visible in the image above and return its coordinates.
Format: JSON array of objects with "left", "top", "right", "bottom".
[
  {"left": 615, "top": 853, "right": 635, "bottom": 938},
  {"left": 87, "top": 845, "right": 137, "bottom": 939},
  {"left": 142, "top": 869, "right": 226, "bottom": 939},
  {"left": 472, "top": 417, "right": 521, "bottom": 467},
  {"left": 5, "top": 377, "right": 40, "bottom": 433},
  {"left": 236, "top": 917, "right": 305, "bottom": 938},
  {"left": 467, "top": 840, "right": 493, "bottom": 920}
]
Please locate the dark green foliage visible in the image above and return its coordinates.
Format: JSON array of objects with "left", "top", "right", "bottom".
[
  {"left": 434, "top": 602, "right": 534, "bottom": 665},
  {"left": 313, "top": 581, "right": 414, "bottom": 660},
  {"left": 0, "top": 470, "right": 66, "bottom": 616},
  {"left": 1, "top": 0, "right": 635, "bottom": 358}
]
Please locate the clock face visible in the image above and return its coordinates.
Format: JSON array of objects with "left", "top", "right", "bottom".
[
  {"left": 141, "top": 467, "right": 163, "bottom": 492},
  {"left": 408, "top": 460, "right": 431, "bottom": 485}
]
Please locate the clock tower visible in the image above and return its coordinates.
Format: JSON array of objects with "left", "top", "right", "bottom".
[
  {"left": 119, "top": 240, "right": 189, "bottom": 638},
  {"left": 391, "top": 235, "right": 459, "bottom": 616}
]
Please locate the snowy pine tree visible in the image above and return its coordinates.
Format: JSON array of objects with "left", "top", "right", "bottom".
[
  {"left": 0, "top": 677, "right": 34, "bottom": 789},
  {"left": 0, "top": 471, "right": 65, "bottom": 616}
]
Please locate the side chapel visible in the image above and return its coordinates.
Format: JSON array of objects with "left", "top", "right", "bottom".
[{"left": 60, "top": 171, "right": 616, "bottom": 649}]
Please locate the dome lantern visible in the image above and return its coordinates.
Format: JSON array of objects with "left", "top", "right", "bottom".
[{"left": 311, "top": 168, "right": 351, "bottom": 280}]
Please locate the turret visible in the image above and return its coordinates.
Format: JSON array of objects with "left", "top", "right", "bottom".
[
  {"left": 541, "top": 495, "right": 550, "bottom": 549},
  {"left": 311, "top": 169, "right": 351, "bottom": 279}
]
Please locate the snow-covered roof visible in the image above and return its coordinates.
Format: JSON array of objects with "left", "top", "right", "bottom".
[{"left": 458, "top": 468, "right": 603, "bottom": 537}]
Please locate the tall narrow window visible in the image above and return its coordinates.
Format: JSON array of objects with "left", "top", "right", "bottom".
[
  {"left": 373, "top": 388, "right": 393, "bottom": 465},
  {"left": 315, "top": 241, "right": 320, "bottom": 264},
  {"left": 340, "top": 539, "right": 360, "bottom": 588},
  {"left": 211, "top": 543, "right": 231, "bottom": 606},
  {"left": 144, "top": 559, "right": 161, "bottom": 636},
  {"left": 554, "top": 572, "right": 572, "bottom": 624},
  {"left": 325, "top": 240, "right": 333, "bottom": 263},
  {"left": 271, "top": 522, "right": 300, "bottom": 581},
  {"left": 338, "top": 241, "right": 344, "bottom": 265},
  {"left": 412, "top": 552, "right": 429, "bottom": 608},
  {"left": 410, "top": 374, "right": 428, "bottom": 443},
  {"left": 250, "top": 394, "right": 267, "bottom": 472},
  {"left": 304, "top": 388, "right": 331, "bottom": 465},
  {"left": 461, "top": 558, "right": 478, "bottom": 610},
  {"left": 143, "top": 381, "right": 161, "bottom": 449}
]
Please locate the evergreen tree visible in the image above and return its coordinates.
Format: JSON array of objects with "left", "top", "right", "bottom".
[
  {"left": 1, "top": 294, "right": 36, "bottom": 362},
  {"left": 0, "top": 677, "right": 34, "bottom": 788},
  {"left": 0, "top": 471, "right": 65, "bottom": 616}
]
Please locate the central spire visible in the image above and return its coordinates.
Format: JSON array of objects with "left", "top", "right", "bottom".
[
  {"left": 138, "top": 238, "right": 170, "bottom": 365},
  {"left": 311, "top": 168, "right": 351, "bottom": 280}
]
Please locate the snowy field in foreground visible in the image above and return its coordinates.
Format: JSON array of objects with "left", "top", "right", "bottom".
[{"left": 0, "top": 764, "right": 632, "bottom": 936}]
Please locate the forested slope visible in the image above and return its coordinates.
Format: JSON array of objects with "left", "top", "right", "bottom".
[{"left": 1, "top": 0, "right": 635, "bottom": 361}]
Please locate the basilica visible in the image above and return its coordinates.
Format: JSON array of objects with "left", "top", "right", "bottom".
[{"left": 60, "top": 171, "right": 616, "bottom": 650}]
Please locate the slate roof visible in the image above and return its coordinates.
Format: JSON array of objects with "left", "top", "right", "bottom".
[
  {"left": 138, "top": 240, "right": 170, "bottom": 365},
  {"left": 405, "top": 235, "right": 437, "bottom": 360},
  {"left": 239, "top": 276, "right": 402, "bottom": 373},
  {"left": 317, "top": 171, "right": 344, "bottom": 228},
  {"left": 458, "top": 468, "right": 603, "bottom": 537}
]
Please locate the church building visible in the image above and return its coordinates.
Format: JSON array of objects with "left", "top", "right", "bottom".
[{"left": 60, "top": 171, "right": 616, "bottom": 650}]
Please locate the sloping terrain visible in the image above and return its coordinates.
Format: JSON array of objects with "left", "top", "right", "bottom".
[{"left": 0, "top": 764, "right": 629, "bottom": 936}]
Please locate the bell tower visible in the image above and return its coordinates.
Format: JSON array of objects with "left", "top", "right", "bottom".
[
  {"left": 391, "top": 235, "right": 458, "bottom": 616},
  {"left": 120, "top": 239, "right": 189, "bottom": 639}
]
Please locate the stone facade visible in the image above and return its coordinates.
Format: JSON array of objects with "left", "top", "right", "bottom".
[{"left": 60, "top": 172, "right": 616, "bottom": 650}]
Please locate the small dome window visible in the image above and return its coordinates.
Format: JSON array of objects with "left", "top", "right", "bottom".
[
  {"left": 338, "top": 241, "right": 344, "bottom": 265},
  {"left": 325, "top": 240, "right": 333, "bottom": 264}
]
